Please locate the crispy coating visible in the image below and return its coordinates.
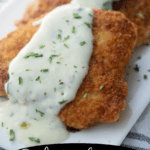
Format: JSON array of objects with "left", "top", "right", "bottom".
[
  {"left": 15, "top": 0, "right": 71, "bottom": 26},
  {"left": 113, "top": 0, "right": 150, "bottom": 46},
  {"left": 16, "top": 0, "right": 150, "bottom": 46},
  {"left": 0, "top": 6, "right": 137, "bottom": 129},
  {"left": 58, "top": 9, "right": 137, "bottom": 129},
  {"left": 0, "top": 22, "right": 40, "bottom": 96}
]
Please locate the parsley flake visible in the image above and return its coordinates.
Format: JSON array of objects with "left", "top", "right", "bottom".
[
  {"left": 28, "top": 137, "right": 40, "bottom": 143},
  {"left": 102, "top": 1, "right": 112, "bottom": 10},
  {"left": 23, "top": 52, "right": 43, "bottom": 59},
  {"left": 7, "top": 73, "right": 10, "bottom": 80},
  {"left": 39, "top": 45, "right": 45, "bottom": 49},
  {"left": 72, "top": 26, "right": 76, "bottom": 33},
  {"left": 35, "top": 109, "right": 44, "bottom": 117},
  {"left": 58, "top": 34, "right": 62, "bottom": 42},
  {"left": 58, "top": 100, "right": 68, "bottom": 105},
  {"left": 89, "top": 13, "right": 93, "bottom": 17},
  {"left": 9, "top": 129, "right": 15, "bottom": 141},
  {"left": 26, "top": 69, "right": 32, "bottom": 71},
  {"left": 49, "top": 54, "right": 60, "bottom": 63},
  {"left": 84, "top": 22, "right": 92, "bottom": 28},
  {"left": 36, "top": 76, "right": 41, "bottom": 83},
  {"left": 19, "top": 77, "right": 23, "bottom": 85},
  {"left": 63, "top": 35, "right": 70, "bottom": 42},
  {"left": 64, "top": 44, "right": 69, "bottom": 49},
  {"left": 137, "top": 13, "right": 144, "bottom": 19},
  {"left": 83, "top": 94, "right": 87, "bottom": 98},
  {"left": 100, "top": 84, "right": 104, "bottom": 89},
  {"left": 54, "top": 88, "right": 57, "bottom": 92},
  {"left": 73, "top": 13, "right": 82, "bottom": 19},
  {"left": 80, "top": 41, "right": 86, "bottom": 46},
  {"left": 40, "top": 69, "right": 49, "bottom": 72},
  {"left": 59, "top": 82, "right": 64, "bottom": 85}
]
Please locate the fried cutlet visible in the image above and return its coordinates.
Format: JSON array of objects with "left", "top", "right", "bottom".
[
  {"left": 58, "top": 9, "right": 137, "bottom": 129},
  {"left": 113, "top": 0, "right": 150, "bottom": 46},
  {"left": 0, "top": 7, "right": 137, "bottom": 129},
  {"left": 15, "top": 0, "right": 150, "bottom": 47}
]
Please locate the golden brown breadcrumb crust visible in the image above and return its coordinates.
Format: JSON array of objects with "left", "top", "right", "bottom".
[
  {"left": 16, "top": 0, "right": 150, "bottom": 47},
  {"left": 58, "top": 9, "right": 137, "bottom": 129},
  {"left": 0, "top": 23, "right": 40, "bottom": 96},
  {"left": 113, "top": 0, "right": 150, "bottom": 46},
  {"left": 15, "top": 0, "right": 71, "bottom": 26}
]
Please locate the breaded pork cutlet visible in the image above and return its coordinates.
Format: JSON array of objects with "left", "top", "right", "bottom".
[
  {"left": 113, "top": 0, "right": 150, "bottom": 46},
  {"left": 16, "top": 0, "right": 150, "bottom": 47},
  {"left": 0, "top": 8, "right": 137, "bottom": 129},
  {"left": 58, "top": 9, "right": 137, "bottom": 129}
]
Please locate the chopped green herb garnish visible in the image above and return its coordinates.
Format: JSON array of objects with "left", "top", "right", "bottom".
[
  {"left": 58, "top": 29, "right": 62, "bottom": 32},
  {"left": 19, "top": 77, "right": 23, "bottom": 85},
  {"left": 58, "top": 100, "right": 68, "bottom": 105},
  {"left": 35, "top": 109, "right": 44, "bottom": 117},
  {"left": 63, "top": 35, "right": 70, "bottom": 42},
  {"left": 83, "top": 94, "right": 87, "bottom": 98},
  {"left": 89, "top": 13, "right": 93, "bottom": 17},
  {"left": 34, "top": 118, "right": 38, "bottom": 121},
  {"left": 26, "top": 69, "right": 32, "bottom": 71},
  {"left": 17, "top": 90, "right": 19, "bottom": 92},
  {"left": 40, "top": 69, "right": 49, "bottom": 72},
  {"left": 100, "top": 84, "right": 104, "bottom": 89},
  {"left": 102, "top": 1, "right": 112, "bottom": 10},
  {"left": 49, "top": 54, "right": 60, "bottom": 63},
  {"left": 36, "top": 76, "right": 41, "bottom": 83},
  {"left": 74, "top": 66, "right": 77, "bottom": 68},
  {"left": 64, "top": 44, "right": 69, "bottom": 49},
  {"left": 56, "top": 62, "right": 61, "bottom": 64},
  {"left": 54, "top": 88, "right": 57, "bottom": 92},
  {"left": 39, "top": 45, "right": 45, "bottom": 49},
  {"left": 137, "top": 13, "right": 144, "bottom": 19},
  {"left": 73, "top": 13, "right": 82, "bottom": 19},
  {"left": 9, "top": 129, "right": 15, "bottom": 141},
  {"left": 7, "top": 73, "right": 10, "bottom": 80},
  {"left": 28, "top": 137, "right": 40, "bottom": 143},
  {"left": 11, "top": 72, "right": 14, "bottom": 75},
  {"left": 58, "top": 34, "right": 62, "bottom": 42},
  {"left": 75, "top": 71, "right": 77, "bottom": 73},
  {"left": 52, "top": 41, "right": 56, "bottom": 44},
  {"left": 72, "top": 26, "right": 76, "bottom": 33},
  {"left": 1, "top": 122, "right": 4, "bottom": 127},
  {"left": 66, "top": 20, "right": 69, "bottom": 22},
  {"left": 59, "top": 82, "right": 64, "bottom": 85},
  {"left": 144, "top": 75, "right": 148, "bottom": 79},
  {"left": 80, "top": 41, "right": 86, "bottom": 46},
  {"left": 23, "top": 52, "right": 43, "bottom": 59},
  {"left": 84, "top": 22, "right": 92, "bottom": 28}
]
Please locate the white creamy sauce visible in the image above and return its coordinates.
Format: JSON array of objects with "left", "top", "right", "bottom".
[
  {"left": 0, "top": 0, "right": 115, "bottom": 147},
  {"left": 0, "top": 4, "right": 93, "bottom": 146},
  {"left": 71, "top": 0, "right": 113, "bottom": 9}
]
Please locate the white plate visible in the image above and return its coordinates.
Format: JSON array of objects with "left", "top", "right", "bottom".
[{"left": 0, "top": 0, "right": 150, "bottom": 149}]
